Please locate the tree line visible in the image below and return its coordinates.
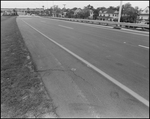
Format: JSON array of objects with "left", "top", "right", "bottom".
[{"left": 32, "top": 2, "right": 143, "bottom": 23}]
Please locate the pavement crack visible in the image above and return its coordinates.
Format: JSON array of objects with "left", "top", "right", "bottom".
[
  {"left": 69, "top": 70, "right": 102, "bottom": 99},
  {"left": 70, "top": 70, "right": 93, "bottom": 87},
  {"left": 35, "top": 68, "right": 71, "bottom": 77},
  {"left": 36, "top": 67, "right": 93, "bottom": 88},
  {"left": 35, "top": 68, "right": 66, "bottom": 73},
  {"left": 72, "top": 71, "right": 86, "bottom": 81}
]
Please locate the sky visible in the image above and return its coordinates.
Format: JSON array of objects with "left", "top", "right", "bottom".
[{"left": 1, "top": 1, "right": 149, "bottom": 10}]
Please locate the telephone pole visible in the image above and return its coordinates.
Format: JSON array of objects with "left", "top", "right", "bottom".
[{"left": 118, "top": 0, "right": 123, "bottom": 25}]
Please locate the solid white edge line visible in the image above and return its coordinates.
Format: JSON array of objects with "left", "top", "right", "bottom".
[
  {"left": 21, "top": 19, "right": 149, "bottom": 107},
  {"left": 38, "top": 16, "right": 149, "bottom": 37},
  {"left": 138, "top": 45, "right": 149, "bottom": 49},
  {"left": 58, "top": 24, "right": 73, "bottom": 29},
  {"left": 122, "top": 28, "right": 149, "bottom": 34}
]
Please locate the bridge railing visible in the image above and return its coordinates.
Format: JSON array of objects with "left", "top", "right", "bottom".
[{"left": 49, "top": 17, "right": 149, "bottom": 29}]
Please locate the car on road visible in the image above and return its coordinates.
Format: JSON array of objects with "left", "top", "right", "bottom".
[
  {"left": 31, "top": 14, "right": 35, "bottom": 16},
  {"left": 145, "top": 21, "right": 149, "bottom": 24}
]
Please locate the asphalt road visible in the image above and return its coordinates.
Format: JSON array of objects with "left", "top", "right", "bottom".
[{"left": 17, "top": 15, "right": 149, "bottom": 117}]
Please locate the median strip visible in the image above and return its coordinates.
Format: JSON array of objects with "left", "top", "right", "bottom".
[{"left": 21, "top": 19, "right": 149, "bottom": 107}]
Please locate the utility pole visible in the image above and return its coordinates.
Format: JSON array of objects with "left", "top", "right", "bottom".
[
  {"left": 63, "top": 4, "right": 66, "bottom": 18},
  {"left": 53, "top": 1, "right": 54, "bottom": 17},
  {"left": 118, "top": 0, "right": 123, "bottom": 25}
]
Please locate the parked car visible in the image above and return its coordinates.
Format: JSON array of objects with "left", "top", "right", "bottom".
[{"left": 145, "top": 21, "right": 149, "bottom": 24}]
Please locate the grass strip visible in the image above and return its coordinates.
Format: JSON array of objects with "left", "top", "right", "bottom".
[{"left": 1, "top": 16, "right": 58, "bottom": 118}]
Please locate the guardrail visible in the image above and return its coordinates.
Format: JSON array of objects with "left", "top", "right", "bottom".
[{"left": 49, "top": 17, "right": 149, "bottom": 29}]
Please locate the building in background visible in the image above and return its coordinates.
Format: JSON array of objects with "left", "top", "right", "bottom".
[
  {"left": 139, "top": 6, "right": 149, "bottom": 24},
  {"left": 1, "top": 8, "right": 15, "bottom": 15},
  {"left": 74, "top": 8, "right": 82, "bottom": 16},
  {"left": 98, "top": 9, "right": 119, "bottom": 21},
  {"left": 88, "top": 9, "right": 94, "bottom": 19},
  {"left": 1, "top": 8, "right": 44, "bottom": 15}
]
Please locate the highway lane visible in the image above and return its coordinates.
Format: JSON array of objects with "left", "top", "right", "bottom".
[
  {"left": 29, "top": 17, "right": 149, "bottom": 67},
  {"left": 36, "top": 17, "right": 149, "bottom": 64},
  {"left": 41, "top": 16, "right": 149, "bottom": 36},
  {"left": 20, "top": 16, "right": 149, "bottom": 101}
]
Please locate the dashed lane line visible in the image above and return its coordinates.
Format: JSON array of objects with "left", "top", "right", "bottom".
[{"left": 138, "top": 45, "right": 149, "bottom": 49}]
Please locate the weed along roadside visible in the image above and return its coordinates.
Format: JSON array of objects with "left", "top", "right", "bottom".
[{"left": 1, "top": 16, "right": 58, "bottom": 118}]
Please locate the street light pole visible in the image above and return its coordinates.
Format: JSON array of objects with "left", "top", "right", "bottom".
[{"left": 118, "top": 0, "right": 123, "bottom": 25}]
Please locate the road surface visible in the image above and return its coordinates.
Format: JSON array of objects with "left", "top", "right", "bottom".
[{"left": 17, "top": 15, "right": 149, "bottom": 117}]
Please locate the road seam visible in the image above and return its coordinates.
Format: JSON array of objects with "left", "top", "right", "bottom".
[{"left": 21, "top": 19, "right": 149, "bottom": 107}]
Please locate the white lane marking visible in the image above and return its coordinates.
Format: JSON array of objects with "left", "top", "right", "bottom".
[
  {"left": 58, "top": 24, "right": 73, "bottom": 29},
  {"left": 38, "top": 17, "right": 149, "bottom": 37},
  {"left": 122, "top": 28, "right": 149, "bottom": 34},
  {"left": 138, "top": 45, "right": 149, "bottom": 49},
  {"left": 123, "top": 42, "right": 126, "bottom": 43},
  {"left": 133, "top": 61, "right": 147, "bottom": 68},
  {"left": 21, "top": 19, "right": 149, "bottom": 107}
]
